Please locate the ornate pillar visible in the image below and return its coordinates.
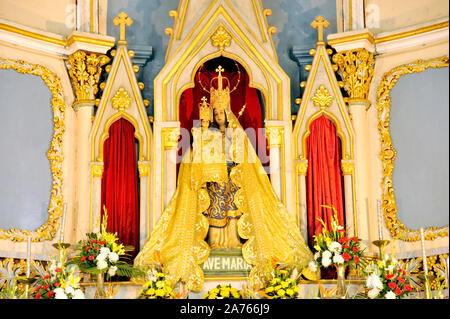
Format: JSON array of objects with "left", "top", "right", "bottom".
[
  {"left": 333, "top": 48, "right": 374, "bottom": 248},
  {"left": 265, "top": 126, "right": 284, "bottom": 201},
  {"left": 67, "top": 50, "right": 109, "bottom": 237},
  {"left": 296, "top": 160, "right": 308, "bottom": 240},
  {"left": 138, "top": 162, "right": 151, "bottom": 246},
  {"left": 162, "top": 126, "right": 180, "bottom": 208}
]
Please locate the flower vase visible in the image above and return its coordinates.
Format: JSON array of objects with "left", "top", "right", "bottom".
[
  {"left": 94, "top": 273, "right": 107, "bottom": 299},
  {"left": 336, "top": 264, "right": 347, "bottom": 298}
]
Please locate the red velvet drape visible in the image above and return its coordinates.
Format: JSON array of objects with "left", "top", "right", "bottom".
[
  {"left": 306, "top": 115, "right": 345, "bottom": 249},
  {"left": 178, "top": 59, "right": 269, "bottom": 171},
  {"left": 101, "top": 118, "right": 140, "bottom": 260}
]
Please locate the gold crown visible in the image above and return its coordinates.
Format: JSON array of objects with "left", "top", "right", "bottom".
[
  {"left": 199, "top": 96, "right": 212, "bottom": 121},
  {"left": 210, "top": 65, "right": 231, "bottom": 111}
]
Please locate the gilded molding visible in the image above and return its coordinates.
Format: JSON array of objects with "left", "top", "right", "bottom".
[
  {"left": 311, "top": 85, "right": 334, "bottom": 110},
  {"left": 0, "top": 58, "right": 65, "bottom": 242},
  {"left": 91, "top": 164, "right": 104, "bottom": 178},
  {"left": 163, "top": 127, "right": 180, "bottom": 150},
  {"left": 138, "top": 163, "right": 151, "bottom": 177},
  {"left": 265, "top": 126, "right": 284, "bottom": 148},
  {"left": 332, "top": 48, "right": 374, "bottom": 103},
  {"left": 376, "top": 56, "right": 449, "bottom": 242},
  {"left": 67, "top": 50, "right": 110, "bottom": 104}
]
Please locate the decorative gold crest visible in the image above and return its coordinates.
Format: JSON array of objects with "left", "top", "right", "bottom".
[
  {"left": 111, "top": 87, "right": 132, "bottom": 112},
  {"left": 211, "top": 26, "right": 232, "bottom": 51},
  {"left": 311, "top": 85, "right": 334, "bottom": 109}
]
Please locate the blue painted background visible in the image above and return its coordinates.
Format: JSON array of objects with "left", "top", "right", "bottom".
[
  {"left": 390, "top": 67, "right": 449, "bottom": 230},
  {"left": 106, "top": 0, "right": 337, "bottom": 116},
  {"left": 0, "top": 69, "right": 53, "bottom": 231}
]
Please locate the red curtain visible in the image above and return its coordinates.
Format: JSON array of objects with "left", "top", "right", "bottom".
[
  {"left": 306, "top": 115, "right": 345, "bottom": 249},
  {"left": 178, "top": 60, "right": 269, "bottom": 171},
  {"left": 101, "top": 118, "right": 140, "bottom": 260}
]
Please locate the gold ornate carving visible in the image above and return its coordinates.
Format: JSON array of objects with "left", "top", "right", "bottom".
[
  {"left": 0, "top": 58, "right": 65, "bottom": 242},
  {"left": 211, "top": 26, "right": 232, "bottom": 51},
  {"left": 377, "top": 56, "right": 449, "bottom": 241},
  {"left": 91, "top": 164, "right": 104, "bottom": 178},
  {"left": 67, "top": 50, "right": 110, "bottom": 104},
  {"left": 310, "top": 16, "right": 330, "bottom": 45},
  {"left": 113, "top": 11, "right": 133, "bottom": 44},
  {"left": 111, "top": 87, "right": 132, "bottom": 112},
  {"left": 163, "top": 127, "right": 180, "bottom": 150},
  {"left": 341, "top": 160, "right": 354, "bottom": 175},
  {"left": 332, "top": 48, "right": 374, "bottom": 103},
  {"left": 265, "top": 127, "right": 284, "bottom": 148},
  {"left": 311, "top": 85, "right": 334, "bottom": 110},
  {"left": 138, "top": 163, "right": 151, "bottom": 177},
  {"left": 296, "top": 161, "right": 308, "bottom": 176}
]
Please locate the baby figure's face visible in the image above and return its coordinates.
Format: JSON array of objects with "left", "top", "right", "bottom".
[{"left": 201, "top": 119, "right": 209, "bottom": 129}]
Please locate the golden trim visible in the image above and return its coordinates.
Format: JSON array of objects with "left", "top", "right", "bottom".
[
  {"left": 138, "top": 163, "right": 151, "bottom": 177},
  {"left": 251, "top": 0, "right": 267, "bottom": 42},
  {"left": 111, "top": 87, "right": 132, "bottom": 111},
  {"left": 0, "top": 23, "right": 66, "bottom": 46},
  {"left": 341, "top": 160, "right": 354, "bottom": 175},
  {"left": 176, "top": 0, "right": 189, "bottom": 40},
  {"left": 90, "top": 0, "right": 94, "bottom": 33},
  {"left": 92, "top": 164, "right": 104, "bottom": 178},
  {"left": 66, "top": 35, "right": 115, "bottom": 48},
  {"left": 327, "top": 32, "right": 375, "bottom": 46},
  {"left": 376, "top": 56, "right": 449, "bottom": 242},
  {"left": 296, "top": 161, "right": 308, "bottom": 176},
  {"left": 348, "top": 0, "right": 352, "bottom": 31},
  {"left": 0, "top": 58, "right": 65, "bottom": 242}
]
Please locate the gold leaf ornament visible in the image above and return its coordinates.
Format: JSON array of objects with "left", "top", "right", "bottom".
[
  {"left": 311, "top": 85, "right": 334, "bottom": 109},
  {"left": 211, "top": 26, "right": 232, "bottom": 51},
  {"left": 111, "top": 87, "right": 132, "bottom": 112}
]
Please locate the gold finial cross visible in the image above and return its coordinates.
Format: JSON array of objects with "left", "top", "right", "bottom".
[
  {"left": 201, "top": 96, "right": 208, "bottom": 104},
  {"left": 311, "top": 16, "right": 329, "bottom": 43},
  {"left": 216, "top": 65, "right": 224, "bottom": 90},
  {"left": 113, "top": 12, "right": 133, "bottom": 42}
]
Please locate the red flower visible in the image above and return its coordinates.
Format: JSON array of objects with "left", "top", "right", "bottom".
[
  {"left": 91, "top": 240, "right": 97, "bottom": 244},
  {"left": 350, "top": 237, "right": 359, "bottom": 242},
  {"left": 54, "top": 282, "right": 61, "bottom": 287},
  {"left": 342, "top": 253, "right": 351, "bottom": 262},
  {"left": 47, "top": 290, "right": 55, "bottom": 298},
  {"left": 44, "top": 275, "right": 51, "bottom": 280},
  {"left": 385, "top": 274, "right": 395, "bottom": 280},
  {"left": 397, "top": 277, "right": 405, "bottom": 284},
  {"left": 388, "top": 282, "right": 397, "bottom": 289},
  {"left": 338, "top": 237, "right": 348, "bottom": 244},
  {"left": 342, "top": 244, "right": 349, "bottom": 249},
  {"left": 99, "top": 241, "right": 106, "bottom": 245},
  {"left": 43, "top": 284, "right": 50, "bottom": 290},
  {"left": 80, "top": 256, "right": 87, "bottom": 262},
  {"left": 55, "top": 268, "right": 62, "bottom": 273},
  {"left": 96, "top": 247, "right": 101, "bottom": 250},
  {"left": 88, "top": 255, "right": 95, "bottom": 261},
  {"left": 85, "top": 246, "right": 92, "bottom": 253},
  {"left": 404, "top": 284, "right": 412, "bottom": 292},
  {"left": 35, "top": 285, "right": 42, "bottom": 292},
  {"left": 354, "top": 256, "right": 360, "bottom": 264},
  {"left": 395, "top": 287, "right": 402, "bottom": 296},
  {"left": 352, "top": 246, "right": 359, "bottom": 253},
  {"left": 35, "top": 293, "right": 41, "bottom": 299}
]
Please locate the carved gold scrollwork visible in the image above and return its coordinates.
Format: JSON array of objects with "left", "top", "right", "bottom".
[
  {"left": 111, "top": 87, "right": 132, "bottom": 112},
  {"left": 311, "top": 85, "right": 334, "bottom": 110},
  {"left": 377, "top": 56, "right": 449, "bottom": 242},
  {"left": 332, "top": 48, "right": 374, "bottom": 103},
  {"left": 138, "top": 163, "right": 151, "bottom": 177},
  {"left": 341, "top": 160, "right": 354, "bottom": 175},
  {"left": 91, "top": 164, "right": 104, "bottom": 178},
  {"left": 67, "top": 50, "right": 110, "bottom": 104},
  {"left": 0, "top": 58, "right": 65, "bottom": 242},
  {"left": 296, "top": 161, "right": 308, "bottom": 176}
]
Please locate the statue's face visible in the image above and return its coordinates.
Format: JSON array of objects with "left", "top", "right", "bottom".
[
  {"left": 201, "top": 119, "right": 209, "bottom": 129},
  {"left": 213, "top": 108, "right": 226, "bottom": 127}
]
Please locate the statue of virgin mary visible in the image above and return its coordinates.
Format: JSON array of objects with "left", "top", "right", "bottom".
[{"left": 134, "top": 66, "right": 318, "bottom": 292}]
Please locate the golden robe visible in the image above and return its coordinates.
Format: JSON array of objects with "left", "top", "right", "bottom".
[{"left": 134, "top": 109, "right": 317, "bottom": 292}]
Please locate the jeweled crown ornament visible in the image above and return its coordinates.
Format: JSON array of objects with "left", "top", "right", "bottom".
[
  {"left": 199, "top": 96, "right": 213, "bottom": 121},
  {"left": 210, "top": 65, "right": 231, "bottom": 110}
]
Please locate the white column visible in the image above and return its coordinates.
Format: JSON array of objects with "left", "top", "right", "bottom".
[
  {"left": 163, "top": 126, "right": 180, "bottom": 208},
  {"left": 74, "top": 102, "right": 95, "bottom": 241},
  {"left": 266, "top": 127, "right": 283, "bottom": 201},
  {"left": 348, "top": 100, "right": 371, "bottom": 248},
  {"left": 297, "top": 161, "right": 308, "bottom": 241},
  {"left": 76, "top": 0, "right": 99, "bottom": 33},
  {"left": 138, "top": 162, "right": 151, "bottom": 247},
  {"left": 341, "top": 160, "right": 356, "bottom": 239},
  {"left": 90, "top": 162, "right": 104, "bottom": 232},
  {"left": 342, "top": 0, "right": 366, "bottom": 32}
]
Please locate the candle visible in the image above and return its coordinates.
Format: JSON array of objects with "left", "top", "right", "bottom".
[
  {"left": 420, "top": 227, "right": 428, "bottom": 275},
  {"left": 59, "top": 203, "right": 67, "bottom": 243},
  {"left": 377, "top": 200, "right": 383, "bottom": 240},
  {"left": 26, "top": 235, "right": 31, "bottom": 278}
]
